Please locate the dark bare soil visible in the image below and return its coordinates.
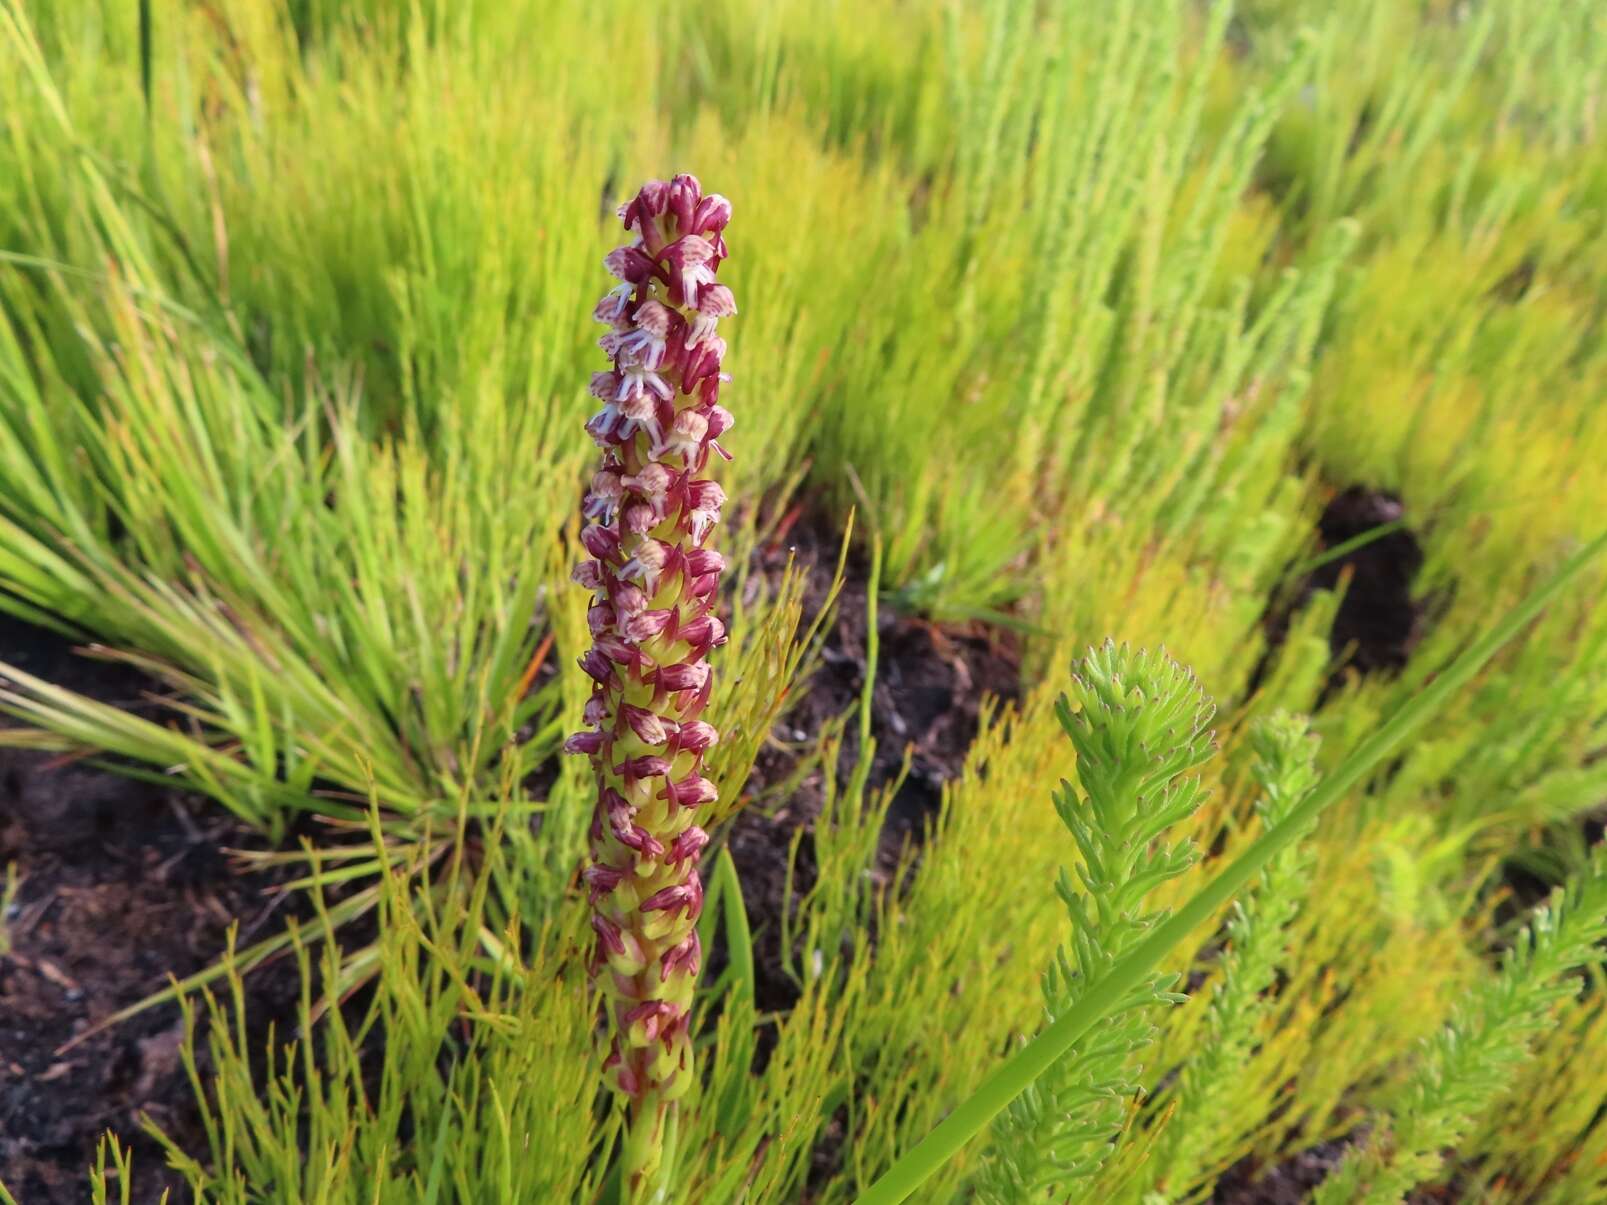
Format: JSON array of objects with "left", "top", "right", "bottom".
[
  {"left": 1253, "top": 483, "right": 1426, "bottom": 702},
  {"left": 1213, "top": 1135, "right": 1360, "bottom": 1203},
  {"left": 0, "top": 616, "right": 298, "bottom": 1204},
  {"left": 1311, "top": 486, "right": 1425, "bottom": 678},
  {"left": 726, "top": 512, "right": 1023, "bottom": 1025}
]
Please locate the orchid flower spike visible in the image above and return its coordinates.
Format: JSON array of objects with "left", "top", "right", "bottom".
[{"left": 565, "top": 174, "right": 736, "bottom": 1187}]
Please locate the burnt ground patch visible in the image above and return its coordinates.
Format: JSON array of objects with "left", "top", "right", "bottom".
[{"left": 0, "top": 615, "right": 299, "bottom": 1205}]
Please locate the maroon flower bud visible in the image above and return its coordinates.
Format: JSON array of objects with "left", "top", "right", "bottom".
[
  {"left": 579, "top": 649, "right": 616, "bottom": 686},
  {"left": 690, "top": 193, "right": 732, "bottom": 237},
  {"left": 581, "top": 524, "right": 621, "bottom": 562},
  {"left": 564, "top": 730, "right": 605, "bottom": 756},
  {"left": 593, "top": 635, "right": 640, "bottom": 666},
  {"left": 583, "top": 862, "right": 628, "bottom": 903},
  {"left": 684, "top": 548, "right": 725, "bottom": 577},
  {"left": 592, "top": 914, "right": 627, "bottom": 958},
  {"left": 678, "top": 615, "right": 726, "bottom": 653},
  {"left": 639, "top": 874, "right": 703, "bottom": 920},
  {"left": 676, "top": 720, "right": 719, "bottom": 752},
  {"left": 660, "top": 931, "right": 701, "bottom": 982},
  {"left": 667, "top": 826, "right": 710, "bottom": 865},
  {"left": 613, "top": 820, "right": 666, "bottom": 861},
  {"left": 619, "top": 179, "right": 670, "bottom": 234},
  {"left": 699, "top": 374, "right": 730, "bottom": 417},
  {"left": 622, "top": 999, "right": 684, "bottom": 1045},
  {"left": 665, "top": 775, "right": 718, "bottom": 810},
  {"left": 666, "top": 173, "right": 701, "bottom": 231},
  {"left": 656, "top": 661, "right": 710, "bottom": 693},
  {"left": 681, "top": 336, "right": 726, "bottom": 395},
  {"left": 623, "top": 704, "right": 670, "bottom": 745},
  {"left": 606, "top": 1049, "right": 644, "bottom": 1098},
  {"left": 616, "top": 755, "right": 673, "bottom": 782}
]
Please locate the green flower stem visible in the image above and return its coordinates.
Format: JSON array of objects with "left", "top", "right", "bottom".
[
  {"left": 858, "top": 530, "right": 1607, "bottom": 1205},
  {"left": 620, "top": 1098, "right": 678, "bottom": 1205}
]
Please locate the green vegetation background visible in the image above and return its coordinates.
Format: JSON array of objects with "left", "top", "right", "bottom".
[{"left": 0, "top": 0, "right": 1604, "bottom": 1200}]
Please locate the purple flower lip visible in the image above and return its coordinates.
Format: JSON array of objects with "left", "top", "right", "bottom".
[
  {"left": 604, "top": 245, "right": 661, "bottom": 285},
  {"left": 624, "top": 608, "right": 674, "bottom": 641}
]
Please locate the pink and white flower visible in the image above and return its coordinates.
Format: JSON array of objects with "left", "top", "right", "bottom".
[{"left": 566, "top": 176, "right": 737, "bottom": 1117}]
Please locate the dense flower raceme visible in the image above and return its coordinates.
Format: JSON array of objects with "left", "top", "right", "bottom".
[{"left": 565, "top": 175, "right": 735, "bottom": 1106}]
